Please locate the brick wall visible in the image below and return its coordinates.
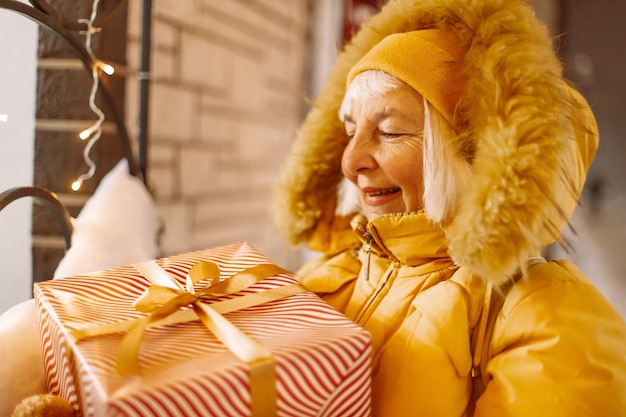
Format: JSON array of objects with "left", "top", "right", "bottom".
[
  {"left": 125, "top": 1, "right": 311, "bottom": 270},
  {"left": 32, "top": 0, "right": 128, "bottom": 282}
]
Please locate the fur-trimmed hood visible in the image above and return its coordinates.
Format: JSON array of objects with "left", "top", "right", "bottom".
[{"left": 272, "top": 0, "right": 598, "bottom": 285}]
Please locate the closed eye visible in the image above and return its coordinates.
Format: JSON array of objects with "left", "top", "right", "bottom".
[{"left": 381, "top": 132, "right": 403, "bottom": 139}]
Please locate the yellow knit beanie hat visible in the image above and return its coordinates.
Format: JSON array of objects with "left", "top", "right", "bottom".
[{"left": 347, "top": 29, "right": 467, "bottom": 131}]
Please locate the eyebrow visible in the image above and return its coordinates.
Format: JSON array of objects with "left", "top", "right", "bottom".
[{"left": 344, "top": 109, "right": 413, "bottom": 125}]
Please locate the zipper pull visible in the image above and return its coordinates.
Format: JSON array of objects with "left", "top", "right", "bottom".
[{"left": 360, "top": 232, "right": 372, "bottom": 281}]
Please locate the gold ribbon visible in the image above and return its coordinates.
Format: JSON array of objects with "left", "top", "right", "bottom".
[{"left": 67, "top": 260, "right": 304, "bottom": 417}]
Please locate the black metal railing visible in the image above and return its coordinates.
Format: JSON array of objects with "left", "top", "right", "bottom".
[
  {"left": 0, "top": 0, "right": 152, "bottom": 252},
  {"left": 0, "top": 0, "right": 144, "bottom": 180}
]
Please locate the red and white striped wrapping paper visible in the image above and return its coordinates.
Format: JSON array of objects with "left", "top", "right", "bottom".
[{"left": 34, "top": 242, "right": 372, "bottom": 417}]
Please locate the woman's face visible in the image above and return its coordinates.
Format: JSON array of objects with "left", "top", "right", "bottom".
[{"left": 341, "top": 83, "right": 425, "bottom": 221}]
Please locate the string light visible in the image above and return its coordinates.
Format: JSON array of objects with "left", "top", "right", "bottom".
[
  {"left": 72, "top": 0, "right": 115, "bottom": 191},
  {"left": 99, "top": 62, "right": 115, "bottom": 76},
  {"left": 78, "top": 125, "right": 96, "bottom": 140}
]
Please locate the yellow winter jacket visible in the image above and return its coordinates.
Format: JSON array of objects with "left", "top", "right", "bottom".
[
  {"left": 298, "top": 212, "right": 626, "bottom": 417},
  {"left": 271, "top": 0, "right": 626, "bottom": 414}
]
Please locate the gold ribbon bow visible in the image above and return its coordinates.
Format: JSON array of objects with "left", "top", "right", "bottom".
[{"left": 69, "top": 260, "right": 304, "bottom": 416}]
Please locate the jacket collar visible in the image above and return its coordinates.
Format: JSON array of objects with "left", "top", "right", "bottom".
[{"left": 351, "top": 211, "right": 451, "bottom": 267}]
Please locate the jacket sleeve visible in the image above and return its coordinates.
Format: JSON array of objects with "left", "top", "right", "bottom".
[
  {"left": 475, "top": 260, "right": 626, "bottom": 417},
  {"left": 295, "top": 213, "right": 363, "bottom": 313},
  {"left": 295, "top": 249, "right": 361, "bottom": 313}
]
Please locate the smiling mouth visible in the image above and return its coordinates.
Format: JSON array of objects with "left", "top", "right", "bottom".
[{"left": 367, "top": 187, "right": 401, "bottom": 197}]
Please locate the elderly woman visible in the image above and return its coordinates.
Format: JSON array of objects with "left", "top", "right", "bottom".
[
  {"left": 5, "top": 0, "right": 626, "bottom": 415},
  {"left": 272, "top": 0, "right": 626, "bottom": 415}
]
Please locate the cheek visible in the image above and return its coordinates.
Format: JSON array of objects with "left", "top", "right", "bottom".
[
  {"left": 401, "top": 167, "right": 425, "bottom": 208},
  {"left": 385, "top": 156, "right": 424, "bottom": 204},
  {"left": 379, "top": 148, "right": 418, "bottom": 182},
  {"left": 388, "top": 162, "right": 417, "bottom": 188}
]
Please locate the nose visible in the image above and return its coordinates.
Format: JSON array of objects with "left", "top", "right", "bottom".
[{"left": 341, "top": 130, "right": 377, "bottom": 177}]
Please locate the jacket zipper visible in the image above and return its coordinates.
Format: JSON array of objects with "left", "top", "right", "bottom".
[
  {"left": 360, "top": 232, "right": 372, "bottom": 281},
  {"left": 353, "top": 219, "right": 400, "bottom": 325}
]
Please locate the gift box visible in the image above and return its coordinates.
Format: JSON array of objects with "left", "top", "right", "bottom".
[{"left": 34, "top": 242, "right": 372, "bottom": 417}]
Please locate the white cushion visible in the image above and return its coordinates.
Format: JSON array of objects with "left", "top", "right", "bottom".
[
  {"left": 54, "top": 160, "right": 161, "bottom": 278},
  {"left": 0, "top": 299, "right": 47, "bottom": 416}
]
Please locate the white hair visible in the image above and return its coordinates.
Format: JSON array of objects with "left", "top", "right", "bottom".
[
  {"left": 337, "top": 70, "right": 472, "bottom": 222},
  {"left": 422, "top": 98, "right": 472, "bottom": 222}
]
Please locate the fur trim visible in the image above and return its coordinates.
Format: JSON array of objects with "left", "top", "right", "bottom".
[{"left": 272, "top": 0, "right": 598, "bottom": 284}]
